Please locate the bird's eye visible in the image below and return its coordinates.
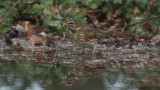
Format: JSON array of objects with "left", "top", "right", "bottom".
[{"left": 67, "top": 21, "right": 75, "bottom": 25}]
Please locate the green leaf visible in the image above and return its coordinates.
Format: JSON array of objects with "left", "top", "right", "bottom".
[
  {"left": 113, "top": 0, "right": 122, "bottom": 4},
  {"left": 102, "top": 3, "right": 111, "bottom": 13}
]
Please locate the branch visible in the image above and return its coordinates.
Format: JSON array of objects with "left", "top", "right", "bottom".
[
  {"left": 1, "top": 0, "right": 21, "bottom": 22},
  {"left": 128, "top": 15, "right": 160, "bottom": 27}
]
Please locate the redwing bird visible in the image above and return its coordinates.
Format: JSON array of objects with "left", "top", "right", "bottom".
[{"left": 62, "top": 20, "right": 108, "bottom": 53}]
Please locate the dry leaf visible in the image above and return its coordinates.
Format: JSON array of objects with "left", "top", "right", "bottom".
[
  {"left": 54, "top": 36, "right": 61, "bottom": 40},
  {"left": 134, "top": 6, "right": 140, "bottom": 15},
  {"left": 108, "top": 25, "right": 116, "bottom": 30},
  {"left": 114, "top": 18, "right": 122, "bottom": 23},
  {"left": 152, "top": 34, "right": 160, "bottom": 40},
  {"left": 106, "top": 6, "right": 114, "bottom": 20},
  {"left": 46, "top": 49, "right": 57, "bottom": 59},
  {"left": 87, "top": 14, "right": 100, "bottom": 28},
  {"left": 36, "top": 54, "right": 46, "bottom": 60},
  {"left": 143, "top": 22, "right": 152, "bottom": 32},
  {"left": 113, "top": 9, "right": 123, "bottom": 18},
  {"left": 100, "top": 22, "right": 107, "bottom": 28},
  {"left": 40, "top": 32, "right": 47, "bottom": 37},
  {"left": 23, "top": 21, "right": 34, "bottom": 37},
  {"left": 28, "top": 35, "right": 48, "bottom": 46},
  {"left": 149, "top": 54, "right": 155, "bottom": 59},
  {"left": 135, "top": 17, "right": 143, "bottom": 21},
  {"left": 51, "top": 5, "right": 58, "bottom": 14},
  {"left": 139, "top": 38, "right": 145, "bottom": 42}
]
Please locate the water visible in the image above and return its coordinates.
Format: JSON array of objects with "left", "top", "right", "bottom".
[
  {"left": 0, "top": 59, "right": 160, "bottom": 90},
  {"left": 0, "top": 40, "right": 160, "bottom": 90}
]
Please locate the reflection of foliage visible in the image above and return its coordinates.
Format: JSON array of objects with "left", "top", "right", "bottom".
[{"left": 0, "top": 60, "right": 66, "bottom": 89}]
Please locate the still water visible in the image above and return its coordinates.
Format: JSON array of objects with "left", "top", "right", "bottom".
[
  {"left": 0, "top": 59, "right": 160, "bottom": 90},
  {"left": 0, "top": 44, "right": 159, "bottom": 90}
]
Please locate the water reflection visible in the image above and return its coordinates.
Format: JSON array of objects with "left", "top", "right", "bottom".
[{"left": 0, "top": 60, "right": 160, "bottom": 90}]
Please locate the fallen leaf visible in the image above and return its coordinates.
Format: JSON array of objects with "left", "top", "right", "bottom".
[
  {"left": 28, "top": 34, "right": 48, "bottom": 46},
  {"left": 139, "top": 38, "right": 145, "bottom": 42},
  {"left": 134, "top": 6, "right": 140, "bottom": 15},
  {"left": 100, "top": 22, "right": 107, "bottom": 28},
  {"left": 40, "top": 32, "right": 46, "bottom": 37},
  {"left": 28, "top": 14, "right": 40, "bottom": 26},
  {"left": 152, "top": 34, "right": 160, "bottom": 40},
  {"left": 53, "top": 36, "right": 61, "bottom": 40},
  {"left": 108, "top": 25, "right": 116, "bottom": 30},
  {"left": 149, "top": 54, "right": 155, "bottom": 59},
  {"left": 5, "top": 37, "right": 12, "bottom": 45},
  {"left": 113, "top": 9, "right": 123, "bottom": 18},
  {"left": 51, "top": 5, "right": 58, "bottom": 14},
  {"left": 23, "top": 21, "right": 34, "bottom": 37},
  {"left": 36, "top": 54, "right": 46, "bottom": 60},
  {"left": 46, "top": 49, "right": 57, "bottom": 59},
  {"left": 87, "top": 14, "right": 100, "bottom": 28},
  {"left": 114, "top": 18, "right": 122, "bottom": 23},
  {"left": 143, "top": 22, "right": 152, "bottom": 32},
  {"left": 135, "top": 17, "right": 143, "bottom": 21},
  {"left": 106, "top": 6, "right": 114, "bottom": 20}
]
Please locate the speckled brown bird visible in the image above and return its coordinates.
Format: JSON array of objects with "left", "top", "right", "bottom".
[{"left": 62, "top": 20, "right": 107, "bottom": 47}]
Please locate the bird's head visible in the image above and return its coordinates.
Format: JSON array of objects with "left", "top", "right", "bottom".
[{"left": 62, "top": 20, "right": 81, "bottom": 31}]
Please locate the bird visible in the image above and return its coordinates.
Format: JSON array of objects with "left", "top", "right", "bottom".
[{"left": 62, "top": 19, "right": 107, "bottom": 53}]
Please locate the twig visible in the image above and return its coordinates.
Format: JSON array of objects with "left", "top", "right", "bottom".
[
  {"left": 61, "top": 32, "right": 66, "bottom": 42},
  {"left": 1, "top": 0, "right": 21, "bottom": 22},
  {"left": 128, "top": 15, "right": 160, "bottom": 26}
]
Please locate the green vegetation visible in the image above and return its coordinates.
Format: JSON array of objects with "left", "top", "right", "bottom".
[{"left": 0, "top": 0, "right": 160, "bottom": 35}]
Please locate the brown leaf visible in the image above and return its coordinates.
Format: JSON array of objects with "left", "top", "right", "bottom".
[
  {"left": 149, "top": 54, "right": 155, "bottom": 59},
  {"left": 51, "top": 5, "right": 58, "bottom": 14},
  {"left": 22, "top": 21, "right": 34, "bottom": 37},
  {"left": 113, "top": 9, "right": 123, "bottom": 18},
  {"left": 143, "top": 22, "right": 152, "bottom": 32},
  {"left": 53, "top": 36, "right": 61, "bottom": 40},
  {"left": 36, "top": 54, "right": 46, "bottom": 60},
  {"left": 29, "top": 14, "right": 40, "bottom": 26},
  {"left": 99, "top": 22, "right": 107, "bottom": 28},
  {"left": 134, "top": 6, "right": 140, "bottom": 15},
  {"left": 82, "top": 12, "right": 87, "bottom": 17},
  {"left": 135, "top": 17, "right": 143, "bottom": 21},
  {"left": 129, "top": 43, "right": 133, "bottom": 49},
  {"left": 34, "top": 26, "right": 43, "bottom": 33},
  {"left": 114, "top": 18, "right": 122, "bottom": 23},
  {"left": 108, "top": 25, "right": 116, "bottom": 30},
  {"left": 106, "top": 6, "right": 114, "bottom": 20},
  {"left": 87, "top": 14, "right": 100, "bottom": 28},
  {"left": 149, "top": 0, "right": 158, "bottom": 7},
  {"left": 28, "top": 34, "right": 48, "bottom": 46},
  {"left": 46, "top": 49, "right": 56, "bottom": 59},
  {"left": 139, "top": 38, "right": 145, "bottom": 42},
  {"left": 5, "top": 37, "right": 12, "bottom": 45},
  {"left": 152, "top": 34, "right": 160, "bottom": 40}
]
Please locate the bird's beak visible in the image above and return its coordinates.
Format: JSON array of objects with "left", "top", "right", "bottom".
[{"left": 62, "top": 22, "right": 68, "bottom": 26}]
